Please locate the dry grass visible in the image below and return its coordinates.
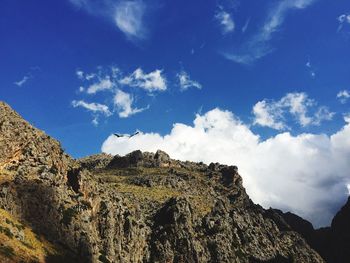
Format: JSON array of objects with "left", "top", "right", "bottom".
[
  {"left": 115, "top": 183, "right": 181, "bottom": 202},
  {"left": 0, "top": 169, "right": 15, "bottom": 184},
  {"left": 95, "top": 167, "right": 214, "bottom": 216},
  {"left": 0, "top": 209, "right": 60, "bottom": 263}
]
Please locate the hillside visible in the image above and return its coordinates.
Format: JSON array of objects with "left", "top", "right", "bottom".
[{"left": 0, "top": 101, "right": 328, "bottom": 262}]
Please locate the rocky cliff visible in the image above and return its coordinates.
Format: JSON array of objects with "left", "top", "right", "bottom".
[
  {"left": 0, "top": 101, "right": 326, "bottom": 262},
  {"left": 277, "top": 198, "right": 350, "bottom": 263}
]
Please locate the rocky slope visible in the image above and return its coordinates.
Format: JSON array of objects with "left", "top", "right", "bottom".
[
  {"left": 0, "top": 101, "right": 325, "bottom": 262},
  {"left": 277, "top": 198, "right": 350, "bottom": 263}
]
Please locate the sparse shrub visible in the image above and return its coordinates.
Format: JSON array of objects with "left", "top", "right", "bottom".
[
  {"left": 0, "top": 225, "right": 14, "bottom": 238},
  {"left": 61, "top": 208, "right": 78, "bottom": 226},
  {"left": 0, "top": 245, "right": 15, "bottom": 258}
]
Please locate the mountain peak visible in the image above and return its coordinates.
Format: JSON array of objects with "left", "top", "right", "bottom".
[{"left": 0, "top": 101, "right": 326, "bottom": 263}]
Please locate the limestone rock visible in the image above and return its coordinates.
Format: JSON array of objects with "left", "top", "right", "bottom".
[{"left": 0, "top": 101, "right": 326, "bottom": 263}]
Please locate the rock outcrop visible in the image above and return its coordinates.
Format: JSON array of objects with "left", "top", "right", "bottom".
[
  {"left": 0, "top": 101, "right": 326, "bottom": 262},
  {"left": 278, "top": 198, "right": 350, "bottom": 263}
]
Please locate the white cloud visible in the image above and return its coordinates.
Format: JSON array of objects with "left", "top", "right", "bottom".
[
  {"left": 120, "top": 68, "right": 167, "bottom": 92},
  {"left": 253, "top": 92, "right": 334, "bottom": 130},
  {"left": 14, "top": 75, "right": 31, "bottom": 87},
  {"left": 86, "top": 78, "right": 114, "bottom": 94},
  {"left": 305, "top": 59, "right": 316, "bottom": 78},
  {"left": 114, "top": 89, "right": 147, "bottom": 118},
  {"left": 69, "top": 0, "right": 148, "bottom": 41},
  {"left": 114, "top": 0, "right": 146, "bottom": 40},
  {"left": 337, "top": 13, "right": 350, "bottom": 32},
  {"left": 102, "top": 107, "right": 350, "bottom": 227},
  {"left": 177, "top": 70, "right": 202, "bottom": 91},
  {"left": 241, "top": 17, "right": 251, "bottom": 33},
  {"left": 92, "top": 117, "right": 99, "bottom": 126},
  {"left": 224, "top": 0, "right": 316, "bottom": 64},
  {"left": 337, "top": 90, "right": 350, "bottom": 104},
  {"left": 215, "top": 8, "right": 235, "bottom": 34},
  {"left": 76, "top": 70, "right": 84, "bottom": 79},
  {"left": 314, "top": 106, "right": 335, "bottom": 125},
  {"left": 72, "top": 100, "right": 112, "bottom": 116},
  {"left": 72, "top": 66, "right": 166, "bottom": 123},
  {"left": 253, "top": 100, "right": 286, "bottom": 130}
]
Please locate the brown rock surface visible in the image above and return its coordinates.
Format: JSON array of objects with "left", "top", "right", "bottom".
[{"left": 0, "top": 101, "right": 325, "bottom": 262}]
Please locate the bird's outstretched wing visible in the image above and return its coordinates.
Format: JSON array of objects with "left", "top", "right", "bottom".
[
  {"left": 113, "top": 133, "right": 124, "bottom": 137},
  {"left": 129, "top": 131, "right": 140, "bottom": 138}
]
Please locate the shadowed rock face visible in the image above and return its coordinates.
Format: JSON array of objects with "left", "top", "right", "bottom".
[
  {"left": 278, "top": 197, "right": 350, "bottom": 263},
  {"left": 0, "top": 101, "right": 325, "bottom": 263}
]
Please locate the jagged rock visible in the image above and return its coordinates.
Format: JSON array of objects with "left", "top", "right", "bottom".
[
  {"left": 0, "top": 101, "right": 326, "bottom": 263},
  {"left": 78, "top": 153, "right": 114, "bottom": 171},
  {"left": 280, "top": 197, "right": 350, "bottom": 263}
]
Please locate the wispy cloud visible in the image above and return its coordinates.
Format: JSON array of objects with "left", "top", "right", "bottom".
[
  {"left": 253, "top": 92, "right": 334, "bottom": 130},
  {"left": 72, "top": 65, "right": 166, "bottom": 124},
  {"left": 114, "top": 0, "right": 147, "bottom": 40},
  {"left": 14, "top": 75, "right": 31, "bottom": 87},
  {"left": 120, "top": 68, "right": 167, "bottom": 92},
  {"left": 69, "top": 0, "right": 148, "bottom": 41},
  {"left": 337, "top": 90, "right": 350, "bottom": 104},
  {"left": 72, "top": 99, "right": 112, "bottom": 126},
  {"left": 337, "top": 13, "right": 350, "bottom": 32},
  {"left": 87, "top": 78, "right": 114, "bottom": 94},
  {"left": 13, "top": 67, "right": 40, "bottom": 87},
  {"left": 215, "top": 7, "right": 235, "bottom": 34},
  {"left": 305, "top": 58, "right": 316, "bottom": 78},
  {"left": 241, "top": 17, "right": 251, "bottom": 33},
  {"left": 114, "top": 89, "right": 147, "bottom": 118},
  {"left": 224, "top": 0, "right": 316, "bottom": 64},
  {"left": 177, "top": 70, "right": 202, "bottom": 91},
  {"left": 72, "top": 100, "right": 112, "bottom": 116}
]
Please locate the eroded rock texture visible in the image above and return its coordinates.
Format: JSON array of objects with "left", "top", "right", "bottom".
[{"left": 0, "top": 101, "right": 325, "bottom": 262}]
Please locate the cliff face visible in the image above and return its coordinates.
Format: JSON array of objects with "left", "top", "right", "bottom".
[
  {"left": 0, "top": 101, "right": 325, "bottom": 263},
  {"left": 277, "top": 198, "right": 350, "bottom": 263}
]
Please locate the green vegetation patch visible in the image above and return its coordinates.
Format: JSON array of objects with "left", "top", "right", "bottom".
[
  {"left": 115, "top": 183, "right": 181, "bottom": 202},
  {"left": 61, "top": 207, "right": 78, "bottom": 226},
  {"left": 0, "top": 245, "right": 15, "bottom": 259},
  {"left": 0, "top": 225, "right": 14, "bottom": 239}
]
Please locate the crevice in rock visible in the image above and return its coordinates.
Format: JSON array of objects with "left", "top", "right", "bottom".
[{"left": 67, "top": 169, "right": 80, "bottom": 193}]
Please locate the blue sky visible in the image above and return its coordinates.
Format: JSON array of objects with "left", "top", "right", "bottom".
[{"left": 1, "top": 0, "right": 350, "bottom": 226}]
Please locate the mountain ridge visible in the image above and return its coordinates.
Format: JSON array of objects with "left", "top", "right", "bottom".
[{"left": 0, "top": 101, "right": 343, "bottom": 262}]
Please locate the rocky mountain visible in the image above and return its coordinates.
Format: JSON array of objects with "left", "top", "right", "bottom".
[
  {"left": 0, "top": 101, "right": 328, "bottom": 262},
  {"left": 276, "top": 197, "right": 350, "bottom": 263}
]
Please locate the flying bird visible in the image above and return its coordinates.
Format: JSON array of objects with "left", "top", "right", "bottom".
[
  {"left": 113, "top": 131, "right": 140, "bottom": 138},
  {"left": 129, "top": 131, "right": 139, "bottom": 138}
]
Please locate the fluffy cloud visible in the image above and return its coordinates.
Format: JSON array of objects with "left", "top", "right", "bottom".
[
  {"left": 253, "top": 92, "right": 334, "bottom": 130},
  {"left": 72, "top": 66, "right": 166, "bottom": 123},
  {"left": 69, "top": 0, "right": 148, "bottom": 41},
  {"left": 224, "top": 0, "right": 316, "bottom": 64},
  {"left": 253, "top": 100, "right": 286, "bottom": 130},
  {"left": 72, "top": 100, "right": 111, "bottom": 125},
  {"left": 215, "top": 8, "right": 235, "bottom": 34},
  {"left": 114, "top": 0, "right": 146, "bottom": 40},
  {"left": 102, "top": 108, "right": 350, "bottom": 227},
  {"left": 120, "top": 68, "right": 167, "bottom": 92},
  {"left": 86, "top": 78, "right": 114, "bottom": 94},
  {"left": 114, "top": 89, "right": 147, "bottom": 118},
  {"left": 337, "top": 90, "right": 350, "bottom": 104},
  {"left": 177, "top": 70, "right": 202, "bottom": 91}
]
